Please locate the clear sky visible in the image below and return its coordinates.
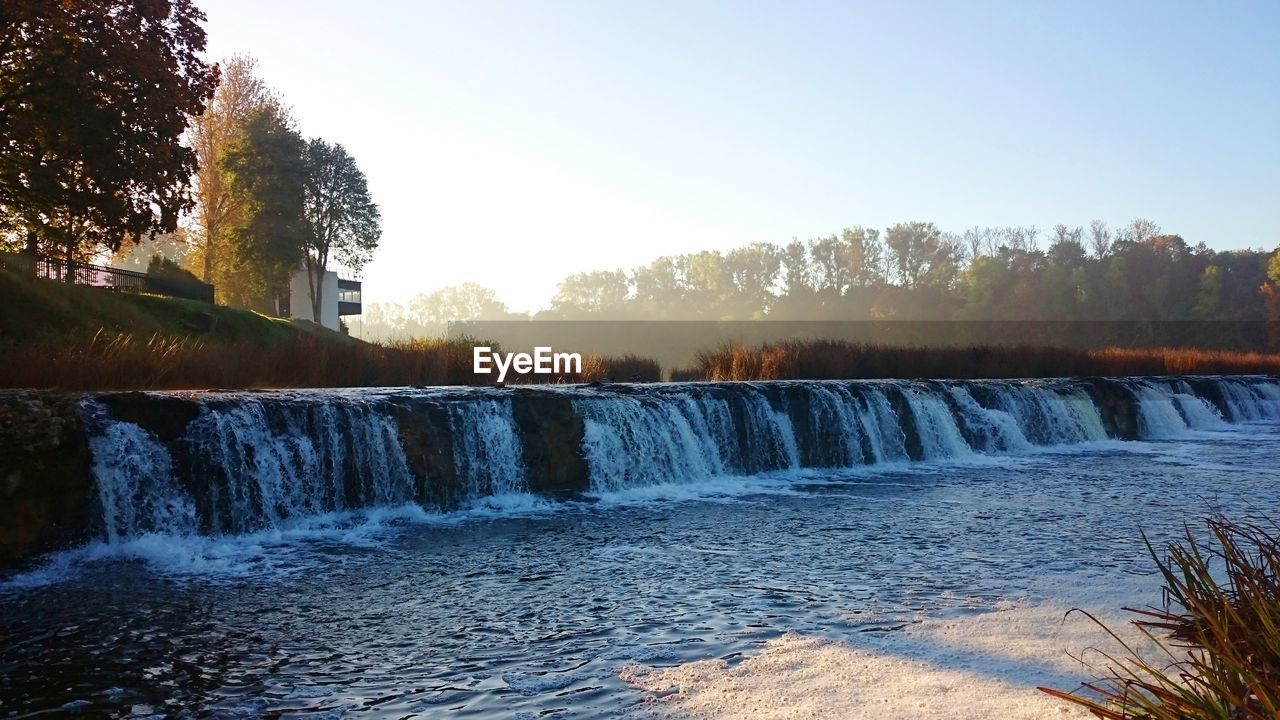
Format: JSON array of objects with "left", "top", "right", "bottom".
[{"left": 201, "top": 0, "right": 1280, "bottom": 312}]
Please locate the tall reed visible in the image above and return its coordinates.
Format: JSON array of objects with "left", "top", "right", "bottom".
[
  {"left": 1041, "top": 518, "right": 1280, "bottom": 719},
  {"left": 0, "top": 333, "right": 664, "bottom": 391},
  {"left": 688, "top": 340, "right": 1280, "bottom": 380}
]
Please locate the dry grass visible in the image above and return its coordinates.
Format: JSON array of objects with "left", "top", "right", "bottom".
[
  {"left": 0, "top": 331, "right": 445, "bottom": 390},
  {"left": 687, "top": 340, "right": 1280, "bottom": 380},
  {"left": 0, "top": 332, "right": 663, "bottom": 391},
  {"left": 1041, "top": 517, "right": 1280, "bottom": 719}
]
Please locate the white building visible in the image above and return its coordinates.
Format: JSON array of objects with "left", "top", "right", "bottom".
[{"left": 286, "top": 267, "right": 362, "bottom": 332}]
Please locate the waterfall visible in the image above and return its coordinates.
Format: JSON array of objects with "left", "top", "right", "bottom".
[
  {"left": 89, "top": 418, "right": 194, "bottom": 543},
  {"left": 450, "top": 399, "right": 527, "bottom": 498},
  {"left": 76, "top": 376, "right": 1280, "bottom": 544},
  {"left": 1132, "top": 383, "right": 1195, "bottom": 439},
  {"left": 1218, "top": 380, "right": 1280, "bottom": 422},
  {"left": 734, "top": 386, "right": 801, "bottom": 473},
  {"left": 576, "top": 394, "right": 723, "bottom": 491},
  {"left": 980, "top": 384, "right": 1107, "bottom": 445},
  {"left": 946, "top": 387, "right": 1032, "bottom": 453},
  {"left": 1171, "top": 381, "right": 1229, "bottom": 431},
  {"left": 184, "top": 399, "right": 415, "bottom": 534},
  {"left": 858, "top": 386, "right": 910, "bottom": 463},
  {"left": 900, "top": 386, "right": 972, "bottom": 460}
]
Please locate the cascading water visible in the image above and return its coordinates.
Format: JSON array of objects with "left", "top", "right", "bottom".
[
  {"left": 899, "top": 386, "right": 973, "bottom": 460},
  {"left": 1218, "top": 379, "right": 1280, "bottom": 421},
  {"left": 946, "top": 387, "right": 1032, "bottom": 453},
  {"left": 857, "top": 386, "right": 911, "bottom": 463},
  {"left": 980, "top": 385, "right": 1107, "bottom": 445},
  {"left": 76, "top": 376, "right": 1280, "bottom": 547},
  {"left": 1133, "top": 382, "right": 1196, "bottom": 439},
  {"left": 450, "top": 399, "right": 527, "bottom": 498},
  {"left": 184, "top": 399, "right": 415, "bottom": 534},
  {"left": 576, "top": 393, "right": 724, "bottom": 491},
  {"left": 87, "top": 413, "right": 195, "bottom": 543}
]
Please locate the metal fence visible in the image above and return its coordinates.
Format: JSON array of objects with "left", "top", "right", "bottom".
[{"left": 1, "top": 253, "right": 215, "bottom": 304}]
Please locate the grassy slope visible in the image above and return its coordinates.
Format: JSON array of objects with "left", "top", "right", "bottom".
[{"left": 0, "top": 267, "right": 354, "bottom": 348}]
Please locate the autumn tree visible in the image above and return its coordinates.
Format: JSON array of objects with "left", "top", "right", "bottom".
[
  {"left": 301, "top": 139, "right": 381, "bottom": 323},
  {"left": 221, "top": 106, "right": 307, "bottom": 311},
  {"left": 187, "top": 55, "right": 279, "bottom": 289},
  {"left": 0, "top": 0, "right": 218, "bottom": 272},
  {"left": 1264, "top": 250, "right": 1280, "bottom": 348}
]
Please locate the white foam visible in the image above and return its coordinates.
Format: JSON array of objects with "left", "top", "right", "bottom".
[
  {"left": 622, "top": 569, "right": 1163, "bottom": 720},
  {"left": 587, "top": 474, "right": 806, "bottom": 506},
  {"left": 0, "top": 503, "right": 434, "bottom": 590}
]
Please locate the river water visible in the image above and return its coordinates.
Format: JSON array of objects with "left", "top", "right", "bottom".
[{"left": 1, "top": 378, "right": 1278, "bottom": 717}]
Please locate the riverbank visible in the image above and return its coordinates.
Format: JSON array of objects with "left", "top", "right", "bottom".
[
  {"left": 5, "top": 269, "right": 1280, "bottom": 389},
  {"left": 0, "top": 268, "right": 657, "bottom": 389}
]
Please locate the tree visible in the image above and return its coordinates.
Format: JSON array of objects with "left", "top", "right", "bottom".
[
  {"left": 0, "top": 0, "right": 218, "bottom": 270},
  {"left": 1052, "top": 223, "right": 1083, "bottom": 248},
  {"left": 1264, "top": 250, "right": 1280, "bottom": 348},
  {"left": 1117, "top": 217, "right": 1160, "bottom": 245},
  {"left": 885, "top": 222, "right": 950, "bottom": 288},
  {"left": 781, "top": 240, "right": 813, "bottom": 296},
  {"left": 550, "top": 270, "right": 630, "bottom": 317},
  {"left": 1088, "top": 220, "right": 1112, "bottom": 259},
  {"left": 1194, "top": 265, "right": 1223, "bottom": 319},
  {"left": 680, "top": 251, "right": 732, "bottom": 307},
  {"left": 807, "top": 235, "right": 849, "bottom": 296},
  {"left": 188, "top": 55, "right": 279, "bottom": 287},
  {"left": 408, "top": 284, "right": 510, "bottom": 324},
  {"left": 632, "top": 256, "right": 684, "bottom": 315},
  {"left": 960, "top": 226, "right": 993, "bottom": 262},
  {"left": 724, "top": 243, "right": 782, "bottom": 317},
  {"left": 301, "top": 139, "right": 381, "bottom": 323},
  {"left": 1000, "top": 225, "right": 1041, "bottom": 254},
  {"left": 842, "top": 226, "right": 885, "bottom": 287},
  {"left": 221, "top": 106, "right": 307, "bottom": 311}
]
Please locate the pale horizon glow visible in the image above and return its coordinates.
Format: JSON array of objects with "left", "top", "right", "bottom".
[{"left": 200, "top": 0, "right": 1280, "bottom": 313}]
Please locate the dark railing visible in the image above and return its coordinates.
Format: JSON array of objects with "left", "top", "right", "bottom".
[{"left": 1, "top": 252, "right": 215, "bottom": 304}]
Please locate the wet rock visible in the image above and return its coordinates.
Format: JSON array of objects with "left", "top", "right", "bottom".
[
  {"left": 1081, "top": 377, "right": 1138, "bottom": 439},
  {"left": 882, "top": 385, "right": 925, "bottom": 460},
  {"left": 511, "top": 390, "right": 589, "bottom": 495},
  {"left": 1182, "top": 376, "right": 1231, "bottom": 418},
  {"left": 0, "top": 391, "right": 93, "bottom": 568},
  {"left": 394, "top": 400, "right": 465, "bottom": 509},
  {"left": 99, "top": 392, "right": 201, "bottom": 441}
]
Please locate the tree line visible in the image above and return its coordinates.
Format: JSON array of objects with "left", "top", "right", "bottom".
[
  {"left": 0, "top": 2, "right": 380, "bottom": 320},
  {"left": 360, "top": 218, "right": 1280, "bottom": 344}
]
